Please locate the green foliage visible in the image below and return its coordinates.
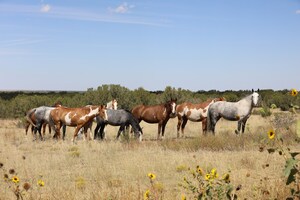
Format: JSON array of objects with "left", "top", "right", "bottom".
[
  {"left": 1, "top": 86, "right": 299, "bottom": 119},
  {"left": 259, "top": 106, "right": 272, "bottom": 117}
]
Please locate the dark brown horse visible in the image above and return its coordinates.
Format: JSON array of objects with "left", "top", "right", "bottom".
[
  {"left": 50, "top": 105, "right": 107, "bottom": 143},
  {"left": 176, "top": 97, "right": 225, "bottom": 137},
  {"left": 131, "top": 99, "right": 177, "bottom": 140}
]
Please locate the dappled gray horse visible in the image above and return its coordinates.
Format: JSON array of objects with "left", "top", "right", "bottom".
[
  {"left": 207, "top": 90, "right": 260, "bottom": 134},
  {"left": 26, "top": 104, "right": 66, "bottom": 140},
  {"left": 94, "top": 109, "right": 143, "bottom": 141}
]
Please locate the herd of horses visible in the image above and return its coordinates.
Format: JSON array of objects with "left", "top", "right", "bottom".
[{"left": 24, "top": 90, "right": 260, "bottom": 143}]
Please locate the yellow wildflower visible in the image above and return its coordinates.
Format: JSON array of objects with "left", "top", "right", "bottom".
[
  {"left": 181, "top": 193, "right": 187, "bottom": 200},
  {"left": 210, "top": 168, "right": 218, "bottom": 179},
  {"left": 291, "top": 89, "right": 298, "bottom": 97},
  {"left": 147, "top": 173, "right": 156, "bottom": 180},
  {"left": 205, "top": 173, "right": 210, "bottom": 180},
  {"left": 12, "top": 176, "right": 19, "bottom": 184},
  {"left": 267, "top": 130, "right": 275, "bottom": 139},
  {"left": 144, "top": 189, "right": 150, "bottom": 200},
  {"left": 37, "top": 179, "right": 45, "bottom": 187}
]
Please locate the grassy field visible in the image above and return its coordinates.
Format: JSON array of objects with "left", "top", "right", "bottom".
[{"left": 0, "top": 112, "right": 299, "bottom": 200}]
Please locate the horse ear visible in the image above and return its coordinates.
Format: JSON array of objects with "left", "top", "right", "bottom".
[
  {"left": 251, "top": 89, "right": 254, "bottom": 93},
  {"left": 257, "top": 89, "right": 260, "bottom": 93}
]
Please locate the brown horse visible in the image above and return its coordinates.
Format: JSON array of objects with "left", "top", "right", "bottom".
[
  {"left": 176, "top": 97, "right": 225, "bottom": 137},
  {"left": 50, "top": 105, "right": 107, "bottom": 142},
  {"left": 131, "top": 99, "right": 177, "bottom": 140}
]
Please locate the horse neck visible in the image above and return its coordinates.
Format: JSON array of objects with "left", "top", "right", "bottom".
[
  {"left": 238, "top": 95, "right": 254, "bottom": 112},
  {"left": 129, "top": 115, "right": 140, "bottom": 132}
]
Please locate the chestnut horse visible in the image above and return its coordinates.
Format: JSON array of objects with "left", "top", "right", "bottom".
[
  {"left": 131, "top": 99, "right": 177, "bottom": 140},
  {"left": 176, "top": 97, "right": 225, "bottom": 137},
  {"left": 50, "top": 105, "right": 107, "bottom": 143}
]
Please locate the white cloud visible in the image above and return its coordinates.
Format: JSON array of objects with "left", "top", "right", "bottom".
[
  {"left": 40, "top": 4, "right": 51, "bottom": 13},
  {"left": 296, "top": 10, "right": 300, "bottom": 14},
  {"left": 109, "top": 2, "right": 135, "bottom": 14}
]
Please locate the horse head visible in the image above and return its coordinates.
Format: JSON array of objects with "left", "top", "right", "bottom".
[
  {"left": 166, "top": 98, "right": 177, "bottom": 117},
  {"left": 98, "top": 105, "right": 108, "bottom": 121},
  {"left": 251, "top": 91, "right": 260, "bottom": 106}
]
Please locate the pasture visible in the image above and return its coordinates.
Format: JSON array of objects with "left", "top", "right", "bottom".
[{"left": 0, "top": 111, "right": 299, "bottom": 199}]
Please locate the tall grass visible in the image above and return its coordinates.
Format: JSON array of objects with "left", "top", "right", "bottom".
[{"left": 0, "top": 113, "right": 299, "bottom": 199}]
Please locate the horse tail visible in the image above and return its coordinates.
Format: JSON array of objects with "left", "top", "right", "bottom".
[{"left": 25, "top": 108, "right": 37, "bottom": 127}]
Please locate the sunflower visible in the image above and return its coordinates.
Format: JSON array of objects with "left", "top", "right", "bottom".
[
  {"left": 291, "top": 89, "right": 298, "bottom": 97},
  {"left": 12, "top": 176, "right": 19, "bottom": 184},
  {"left": 143, "top": 189, "right": 150, "bottom": 200},
  {"left": 147, "top": 173, "right": 156, "bottom": 180},
  {"left": 267, "top": 130, "right": 275, "bottom": 139},
  {"left": 205, "top": 173, "right": 210, "bottom": 181},
  {"left": 210, "top": 168, "right": 218, "bottom": 179},
  {"left": 37, "top": 179, "right": 45, "bottom": 187}
]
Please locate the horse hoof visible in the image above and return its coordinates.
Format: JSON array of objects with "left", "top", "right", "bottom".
[{"left": 235, "top": 130, "right": 239, "bottom": 135}]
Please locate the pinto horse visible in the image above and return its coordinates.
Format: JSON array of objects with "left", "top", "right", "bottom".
[
  {"left": 176, "top": 97, "right": 225, "bottom": 137},
  {"left": 131, "top": 99, "right": 177, "bottom": 140},
  {"left": 50, "top": 105, "right": 107, "bottom": 142},
  {"left": 207, "top": 90, "right": 260, "bottom": 134}
]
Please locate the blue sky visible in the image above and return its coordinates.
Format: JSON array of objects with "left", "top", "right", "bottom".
[{"left": 0, "top": 0, "right": 299, "bottom": 91}]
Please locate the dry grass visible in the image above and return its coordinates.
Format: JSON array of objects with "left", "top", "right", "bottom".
[{"left": 0, "top": 113, "right": 300, "bottom": 199}]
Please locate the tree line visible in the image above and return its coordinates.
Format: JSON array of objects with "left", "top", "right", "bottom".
[{"left": 0, "top": 84, "right": 298, "bottom": 119}]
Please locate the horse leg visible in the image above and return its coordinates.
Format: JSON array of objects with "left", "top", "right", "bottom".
[
  {"left": 72, "top": 126, "right": 82, "bottom": 143},
  {"left": 99, "top": 125, "right": 106, "bottom": 140},
  {"left": 241, "top": 118, "right": 248, "bottom": 133},
  {"left": 157, "top": 123, "right": 162, "bottom": 140},
  {"left": 202, "top": 118, "right": 207, "bottom": 135},
  {"left": 235, "top": 121, "right": 242, "bottom": 135},
  {"left": 177, "top": 116, "right": 182, "bottom": 138},
  {"left": 116, "top": 125, "right": 125, "bottom": 140},
  {"left": 54, "top": 122, "right": 62, "bottom": 140},
  {"left": 62, "top": 124, "right": 66, "bottom": 140},
  {"left": 181, "top": 117, "right": 188, "bottom": 138},
  {"left": 25, "top": 122, "right": 30, "bottom": 135},
  {"left": 42, "top": 123, "right": 47, "bottom": 137},
  {"left": 35, "top": 121, "right": 44, "bottom": 141},
  {"left": 161, "top": 123, "right": 167, "bottom": 139},
  {"left": 94, "top": 123, "right": 101, "bottom": 140},
  {"left": 210, "top": 116, "right": 220, "bottom": 135}
]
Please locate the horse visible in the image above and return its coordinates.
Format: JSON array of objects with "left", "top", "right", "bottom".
[
  {"left": 49, "top": 105, "right": 107, "bottom": 143},
  {"left": 207, "top": 90, "right": 260, "bottom": 134},
  {"left": 176, "top": 97, "right": 226, "bottom": 137},
  {"left": 131, "top": 98, "right": 177, "bottom": 140},
  {"left": 25, "top": 102, "right": 64, "bottom": 140},
  {"left": 24, "top": 109, "right": 50, "bottom": 136},
  {"left": 78, "top": 100, "right": 118, "bottom": 139},
  {"left": 94, "top": 109, "right": 143, "bottom": 141}
]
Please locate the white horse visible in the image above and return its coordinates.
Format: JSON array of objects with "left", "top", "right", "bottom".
[{"left": 207, "top": 90, "right": 260, "bottom": 134}]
